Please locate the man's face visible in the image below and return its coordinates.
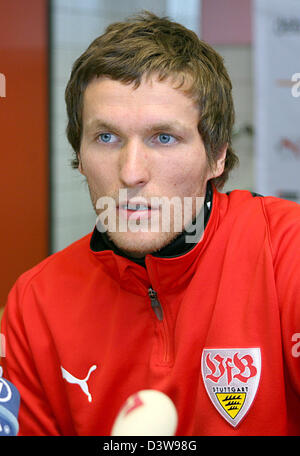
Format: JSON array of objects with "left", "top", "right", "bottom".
[{"left": 79, "top": 75, "right": 226, "bottom": 258}]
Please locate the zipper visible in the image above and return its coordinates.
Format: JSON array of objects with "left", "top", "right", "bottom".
[
  {"left": 148, "top": 287, "right": 163, "bottom": 321},
  {"left": 148, "top": 287, "right": 171, "bottom": 365}
]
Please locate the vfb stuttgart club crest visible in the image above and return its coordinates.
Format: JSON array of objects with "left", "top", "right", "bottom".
[{"left": 201, "top": 348, "right": 261, "bottom": 427}]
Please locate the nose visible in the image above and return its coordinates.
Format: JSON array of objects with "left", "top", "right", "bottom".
[{"left": 118, "top": 139, "right": 150, "bottom": 188}]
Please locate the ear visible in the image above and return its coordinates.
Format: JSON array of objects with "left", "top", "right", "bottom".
[
  {"left": 210, "top": 144, "right": 227, "bottom": 179},
  {"left": 78, "top": 153, "right": 84, "bottom": 175}
]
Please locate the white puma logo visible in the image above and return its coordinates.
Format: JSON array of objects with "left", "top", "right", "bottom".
[{"left": 61, "top": 364, "right": 97, "bottom": 402}]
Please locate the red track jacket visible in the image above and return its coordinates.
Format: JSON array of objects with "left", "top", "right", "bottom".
[{"left": 1, "top": 187, "right": 300, "bottom": 435}]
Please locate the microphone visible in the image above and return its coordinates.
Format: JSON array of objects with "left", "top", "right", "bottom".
[
  {"left": 0, "top": 367, "right": 20, "bottom": 436},
  {"left": 111, "top": 389, "right": 178, "bottom": 436}
]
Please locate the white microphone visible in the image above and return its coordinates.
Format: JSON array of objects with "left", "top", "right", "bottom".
[{"left": 111, "top": 389, "right": 178, "bottom": 436}]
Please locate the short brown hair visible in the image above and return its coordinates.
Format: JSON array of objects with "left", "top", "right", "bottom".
[{"left": 65, "top": 11, "right": 238, "bottom": 189}]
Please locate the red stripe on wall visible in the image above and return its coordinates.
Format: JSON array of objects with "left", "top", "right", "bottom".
[{"left": 0, "top": 0, "right": 49, "bottom": 308}]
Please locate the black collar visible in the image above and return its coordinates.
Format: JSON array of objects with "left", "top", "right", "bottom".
[{"left": 90, "top": 181, "right": 213, "bottom": 267}]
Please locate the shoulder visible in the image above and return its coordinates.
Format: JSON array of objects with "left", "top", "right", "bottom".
[
  {"left": 3, "top": 232, "right": 96, "bottom": 333},
  {"left": 9, "top": 232, "right": 93, "bottom": 300},
  {"left": 223, "top": 188, "right": 300, "bottom": 257},
  {"left": 262, "top": 195, "right": 300, "bottom": 227},
  {"left": 223, "top": 188, "right": 300, "bottom": 224},
  {"left": 261, "top": 196, "right": 300, "bottom": 260}
]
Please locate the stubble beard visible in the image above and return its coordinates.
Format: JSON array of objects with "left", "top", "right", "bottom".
[{"left": 88, "top": 184, "right": 206, "bottom": 259}]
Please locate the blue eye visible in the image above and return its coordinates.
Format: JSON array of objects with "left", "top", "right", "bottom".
[
  {"left": 98, "top": 132, "right": 119, "bottom": 144},
  {"left": 159, "top": 134, "right": 171, "bottom": 144},
  {"left": 99, "top": 133, "right": 113, "bottom": 143},
  {"left": 158, "top": 134, "right": 176, "bottom": 145}
]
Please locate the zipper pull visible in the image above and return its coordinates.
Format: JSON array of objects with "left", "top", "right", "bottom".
[{"left": 148, "top": 287, "right": 163, "bottom": 321}]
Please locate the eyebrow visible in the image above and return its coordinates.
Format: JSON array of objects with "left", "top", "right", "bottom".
[
  {"left": 84, "top": 120, "right": 118, "bottom": 134},
  {"left": 84, "top": 118, "right": 192, "bottom": 136}
]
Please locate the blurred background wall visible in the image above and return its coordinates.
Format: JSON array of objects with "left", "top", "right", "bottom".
[{"left": 0, "top": 0, "right": 299, "bottom": 317}]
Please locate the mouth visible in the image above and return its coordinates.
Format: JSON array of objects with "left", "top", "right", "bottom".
[
  {"left": 117, "top": 199, "right": 160, "bottom": 220},
  {"left": 122, "top": 203, "right": 150, "bottom": 211}
]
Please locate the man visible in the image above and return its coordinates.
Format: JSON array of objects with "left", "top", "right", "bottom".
[{"left": 1, "top": 12, "right": 300, "bottom": 436}]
